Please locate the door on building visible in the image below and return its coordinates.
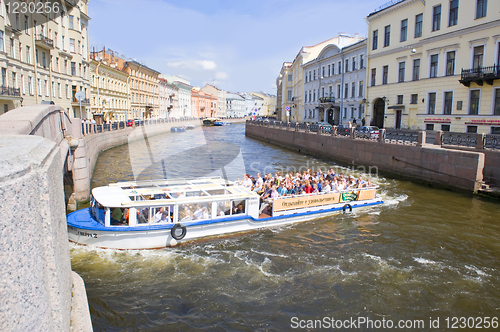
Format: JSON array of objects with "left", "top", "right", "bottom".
[
  {"left": 333, "top": 107, "right": 340, "bottom": 125},
  {"left": 327, "top": 109, "right": 334, "bottom": 124},
  {"left": 395, "top": 109, "right": 402, "bottom": 129},
  {"left": 373, "top": 98, "right": 385, "bottom": 128}
]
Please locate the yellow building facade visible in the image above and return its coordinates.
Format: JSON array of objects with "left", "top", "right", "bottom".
[
  {"left": 90, "top": 59, "right": 129, "bottom": 121},
  {"left": 366, "top": 0, "right": 500, "bottom": 134},
  {"left": 0, "top": 0, "right": 91, "bottom": 117}
]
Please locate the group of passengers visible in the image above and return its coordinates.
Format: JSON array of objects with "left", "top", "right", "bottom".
[{"left": 240, "top": 169, "right": 375, "bottom": 200}]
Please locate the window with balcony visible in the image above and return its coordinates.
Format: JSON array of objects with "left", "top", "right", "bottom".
[
  {"left": 384, "top": 25, "right": 390, "bottom": 47},
  {"left": 398, "top": 62, "right": 405, "bottom": 82},
  {"left": 372, "top": 30, "right": 378, "bottom": 50},
  {"left": 444, "top": 91, "right": 453, "bottom": 114},
  {"left": 430, "top": 54, "right": 439, "bottom": 78},
  {"left": 473, "top": 45, "right": 484, "bottom": 70},
  {"left": 415, "top": 13, "right": 423, "bottom": 38},
  {"left": 400, "top": 19, "right": 408, "bottom": 42},
  {"left": 476, "top": 0, "right": 487, "bottom": 19},
  {"left": 449, "top": 0, "right": 459, "bottom": 26},
  {"left": 371, "top": 68, "right": 376, "bottom": 86},
  {"left": 428, "top": 92, "right": 436, "bottom": 114},
  {"left": 382, "top": 66, "right": 388, "bottom": 85},
  {"left": 445, "top": 51, "right": 456, "bottom": 76},
  {"left": 432, "top": 5, "right": 441, "bottom": 31},
  {"left": 469, "top": 90, "right": 480, "bottom": 115}
]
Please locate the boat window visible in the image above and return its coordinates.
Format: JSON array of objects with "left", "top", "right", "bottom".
[
  {"left": 151, "top": 206, "right": 173, "bottom": 223},
  {"left": 232, "top": 200, "right": 246, "bottom": 215},
  {"left": 206, "top": 189, "right": 226, "bottom": 196},
  {"left": 110, "top": 207, "right": 128, "bottom": 226},
  {"left": 90, "top": 197, "right": 105, "bottom": 225},
  {"left": 216, "top": 201, "right": 232, "bottom": 217},
  {"left": 178, "top": 202, "right": 212, "bottom": 222}
]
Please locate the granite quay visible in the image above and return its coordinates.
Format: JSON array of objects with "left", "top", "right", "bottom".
[{"left": 245, "top": 120, "right": 500, "bottom": 193}]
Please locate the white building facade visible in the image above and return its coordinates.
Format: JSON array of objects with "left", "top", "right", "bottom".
[
  {"left": 226, "top": 92, "right": 245, "bottom": 117},
  {"left": 302, "top": 39, "right": 367, "bottom": 125}
]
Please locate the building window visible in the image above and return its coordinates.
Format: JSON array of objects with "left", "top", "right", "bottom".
[
  {"left": 0, "top": 31, "right": 4, "bottom": 53},
  {"left": 384, "top": 25, "right": 390, "bottom": 47},
  {"left": 442, "top": 124, "right": 451, "bottom": 131},
  {"left": 337, "top": 85, "right": 341, "bottom": 98},
  {"left": 345, "top": 59, "right": 349, "bottom": 73},
  {"left": 344, "top": 83, "right": 348, "bottom": 98},
  {"left": 69, "top": 38, "right": 75, "bottom": 53},
  {"left": 430, "top": 54, "right": 439, "bottom": 78},
  {"left": 446, "top": 51, "right": 456, "bottom": 76},
  {"left": 371, "top": 68, "right": 376, "bottom": 86},
  {"left": 444, "top": 91, "right": 453, "bottom": 114},
  {"left": 428, "top": 93, "right": 436, "bottom": 114},
  {"left": 313, "top": 69, "right": 316, "bottom": 80},
  {"left": 476, "top": 0, "right": 487, "bottom": 19},
  {"left": 69, "top": 15, "right": 74, "bottom": 29},
  {"left": 411, "top": 94, "right": 418, "bottom": 104},
  {"left": 415, "top": 13, "right": 423, "bottom": 38},
  {"left": 327, "top": 65, "right": 331, "bottom": 77},
  {"left": 287, "top": 89, "right": 292, "bottom": 101},
  {"left": 397, "top": 95, "right": 403, "bottom": 104},
  {"left": 25, "top": 15, "right": 29, "bottom": 34},
  {"left": 359, "top": 81, "right": 363, "bottom": 97},
  {"left": 398, "top": 62, "right": 405, "bottom": 82},
  {"left": 473, "top": 45, "right": 484, "bottom": 70},
  {"left": 400, "top": 19, "right": 408, "bottom": 42},
  {"left": 426, "top": 124, "right": 435, "bottom": 130},
  {"left": 372, "top": 30, "right": 378, "bottom": 50},
  {"left": 467, "top": 126, "right": 478, "bottom": 133},
  {"left": 360, "top": 54, "right": 364, "bottom": 68},
  {"left": 413, "top": 59, "right": 420, "bottom": 81},
  {"left": 71, "top": 62, "right": 76, "bottom": 76},
  {"left": 449, "top": 0, "right": 459, "bottom": 26},
  {"left": 432, "top": 5, "right": 441, "bottom": 31},
  {"left": 351, "top": 82, "right": 356, "bottom": 98},
  {"left": 1, "top": 68, "right": 6, "bottom": 87},
  {"left": 352, "top": 57, "right": 356, "bottom": 71},
  {"left": 494, "top": 89, "right": 500, "bottom": 115},
  {"left": 491, "top": 127, "right": 500, "bottom": 134},
  {"left": 332, "top": 63, "right": 335, "bottom": 75},
  {"left": 469, "top": 90, "right": 480, "bottom": 115},
  {"left": 26, "top": 46, "right": 30, "bottom": 64},
  {"left": 382, "top": 66, "right": 388, "bottom": 85}
]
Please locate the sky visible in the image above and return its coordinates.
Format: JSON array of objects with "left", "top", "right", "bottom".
[{"left": 89, "top": 0, "right": 386, "bottom": 94}]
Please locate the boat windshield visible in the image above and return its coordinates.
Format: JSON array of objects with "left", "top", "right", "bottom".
[{"left": 90, "top": 196, "right": 105, "bottom": 225}]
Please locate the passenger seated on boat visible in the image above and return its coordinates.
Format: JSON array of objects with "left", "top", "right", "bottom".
[
  {"left": 202, "top": 207, "right": 210, "bottom": 219},
  {"left": 277, "top": 183, "right": 287, "bottom": 196},
  {"left": 321, "top": 180, "right": 332, "bottom": 193},
  {"left": 304, "top": 181, "right": 313, "bottom": 194},
  {"left": 194, "top": 204, "right": 203, "bottom": 220},
  {"left": 137, "top": 209, "right": 147, "bottom": 224},
  {"left": 312, "top": 183, "right": 319, "bottom": 194},
  {"left": 356, "top": 176, "right": 366, "bottom": 188},
  {"left": 252, "top": 173, "right": 263, "bottom": 193},
  {"left": 154, "top": 207, "right": 166, "bottom": 222},
  {"left": 241, "top": 174, "right": 253, "bottom": 189},
  {"left": 160, "top": 211, "right": 170, "bottom": 223},
  {"left": 260, "top": 183, "right": 272, "bottom": 201},
  {"left": 233, "top": 204, "right": 244, "bottom": 214}
]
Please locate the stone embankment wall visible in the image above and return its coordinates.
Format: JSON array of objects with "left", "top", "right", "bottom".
[{"left": 246, "top": 122, "right": 485, "bottom": 192}]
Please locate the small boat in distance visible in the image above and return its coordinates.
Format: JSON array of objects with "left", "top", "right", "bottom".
[
  {"left": 185, "top": 124, "right": 195, "bottom": 130},
  {"left": 202, "top": 117, "right": 220, "bottom": 126},
  {"left": 213, "top": 121, "right": 224, "bottom": 126},
  {"left": 67, "top": 177, "right": 383, "bottom": 250},
  {"left": 170, "top": 126, "right": 185, "bottom": 132}
]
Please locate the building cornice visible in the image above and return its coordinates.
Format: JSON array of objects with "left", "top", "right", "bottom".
[{"left": 366, "top": 0, "right": 419, "bottom": 22}]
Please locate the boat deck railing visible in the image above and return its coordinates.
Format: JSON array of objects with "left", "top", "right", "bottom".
[{"left": 272, "top": 185, "right": 379, "bottom": 201}]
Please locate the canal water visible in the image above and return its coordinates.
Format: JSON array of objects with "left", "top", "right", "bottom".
[{"left": 70, "top": 123, "right": 500, "bottom": 331}]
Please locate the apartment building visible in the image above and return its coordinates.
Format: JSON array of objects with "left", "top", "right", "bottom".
[
  {"left": 159, "top": 78, "right": 178, "bottom": 119},
  {"left": 366, "top": 0, "right": 500, "bottom": 133},
  {"left": 201, "top": 84, "right": 226, "bottom": 118},
  {"left": 276, "top": 62, "right": 291, "bottom": 120},
  {"left": 161, "top": 75, "right": 192, "bottom": 118},
  {"left": 91, "top": 48, "right": 160, "bottom": 119},
  {"left": 0, "top": 0, "right": 90, "bottom": 117},
  {"left": 89, "top": 58, "right": 129, "bottom": 122},
  {"left": 191, "top": 88, "right": 216, "bottom": 118},
  {"left": 277, "top": 34, "right": 364, "bottom": 123},
  {"left": 302, "top": 39, "right": 367, "bottom": 125},
  {"left": 249, "top": 92, "right": 277, "bottom": 117},
  {"left": 226, "top": 92, "right": 245, "bottom": 117}
]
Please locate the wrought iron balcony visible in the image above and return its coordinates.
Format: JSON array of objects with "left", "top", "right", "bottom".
[
  {"left": 459, "top": 65, "right": 500, "bottom": 87},
  {"left": 35, "top": 34, "right": 54, "bottom": 49},
  {"left": 0, "top": 86, "right": 21, "bottom": 97},
  {"left": 72, "top": 98, "right": 90, "bottom": 105},
  {"left": 319, "top": 97, "right": 335, "bottom": 103}
]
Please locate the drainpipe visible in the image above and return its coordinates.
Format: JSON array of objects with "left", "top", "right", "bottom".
[
  {"left": 340, "top": 50, "right": 345, "bottom": 125},
  {"left": 31, "top": 13, "right": 39, "bottom": 104}
]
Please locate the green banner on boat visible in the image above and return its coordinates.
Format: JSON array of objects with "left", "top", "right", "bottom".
[{"left": 341, "top": 191, "right": 359, "bottom": 202}]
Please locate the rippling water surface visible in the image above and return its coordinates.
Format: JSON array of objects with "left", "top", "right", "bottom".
[{"left": 71, "top": 123, "right": 500, "bottom": 331}]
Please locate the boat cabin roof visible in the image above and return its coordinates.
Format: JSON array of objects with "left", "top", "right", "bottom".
[{"left": 92, "top": 177, "right": 258, "bottom": 208}]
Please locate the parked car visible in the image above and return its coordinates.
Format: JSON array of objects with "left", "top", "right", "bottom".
[
  {"left": 126, "top": 119, "right": 134, "bottom": 127},
  {"left": 316, "top": 122, "right": 333, "bottom": 133},
  {"left": 357, "top": 126, "right": 380, "bottom": 139}
]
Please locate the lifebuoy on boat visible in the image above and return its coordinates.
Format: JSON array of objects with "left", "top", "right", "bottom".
[
  {"left": 342, "top": 204, "right": 352, "bottom": 214},
  {"left": 171, "top": 223, "right": 187, "bottom": 240}
]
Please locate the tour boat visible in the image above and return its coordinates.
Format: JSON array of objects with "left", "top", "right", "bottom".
[
  {"left": 170, "top": 126, "right": 185, "bottom": 132},
  {"left": 67, "top": 177, "right": 383, "bottom": 249},
  {"left": 202, "top": 118, "right": 220, "bottom": 126},
  {"left": 185, "top": 124, "right": 195, "bottom": 130}
]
